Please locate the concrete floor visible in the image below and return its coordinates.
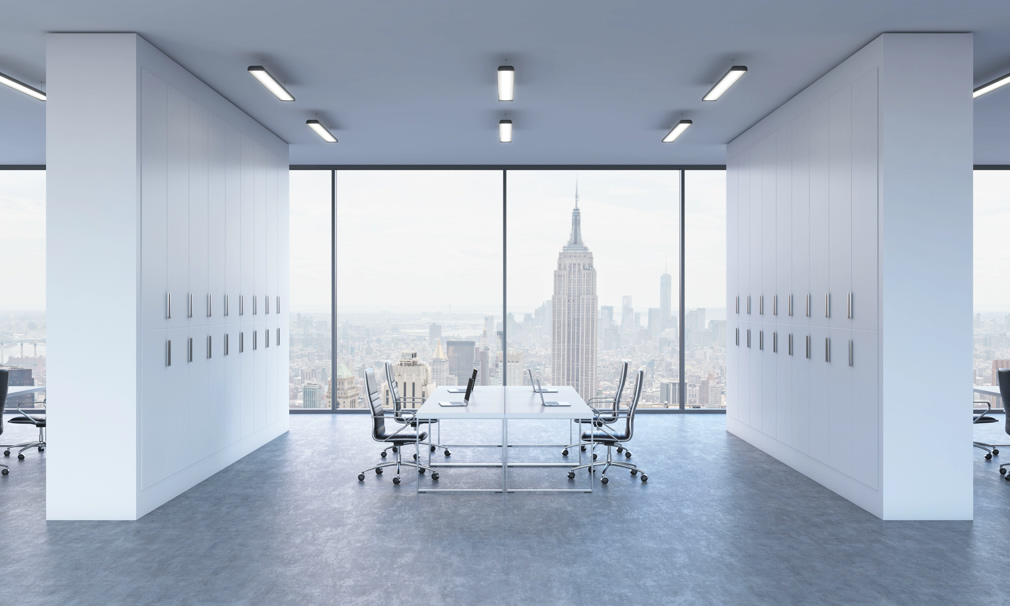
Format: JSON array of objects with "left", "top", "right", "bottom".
[{"left": 1, "top": 413, "right": 1009, "bottom": 605}]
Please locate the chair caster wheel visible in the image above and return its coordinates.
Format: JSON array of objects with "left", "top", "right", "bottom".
[
  {"left": 1005, "top": 473, "right": 1010, "bottom": 481},
  {"left": 381, "top": 451, "right": 387, "bottom": 458},
  {"left": 986, "top": 453, "right": 993, "bottom": 460},
  {"left": 376, "top": 468, "right": 383, "bottom": 475},
  {"left": 593, "top": 454, "right": 598, "bottom": 461},
  {"left": 413, "top": 454, "right": 418, "bottom": 461},
  {"left": 38, "top": 447, "right": 43, "bottom": 452},
  {"left": 444, "top": 450, "right": 451, "bottom": 457},
  {"left": 18, "top": 454, "right": 25, "bottom": 461},
  {"left": 1, "top": 469, "right": 6, "bottom": 475},
  {"left": 601, "top": 476, "right": 609, "bottom": 485},
  {"left": 631, "top": 469, "right": 638, "bottom": 476},
  {"left": 419, "top": 468, "right": 425, "bottom": 474},
  {"left": 624, "top": 451, "right": 632, "bottom": 458},
  {"left": 641, "top": 474, "right": 648, "bottom": 482},
  {"left": 358, "top": 474, "right": 365, "bottom": 481},
  {"left": 580, "top": 445, "right": 586, "bottom": 452},
  {"left": 393, "top": 477, "right": 401, "bottom": 485},
  {"left": 3, "top": 450, "right": 8, "bottom": 457},
  {"left": 1001, "top": 468, "right": 1007, "bottom": 475},
  {"left": 562, "top": 449, "right": 569, "bottom": 457},
  {"left": 994, "top": 449, "right": 1000, "bottom": 456},
  {"left": 617, "top": 447, "right": 624, "bottom": 453},
  {"left": 432, "top": 473, "right": 439, "bottom": 481},
  {"left": 430, "top": 445, "right": 436, "bottom": 452},
  {"left": 391, "top": 446, "right": 398, "bottom": 453},
  {"left": 568, "top": 471, "right": 576, "bottom": 480}
]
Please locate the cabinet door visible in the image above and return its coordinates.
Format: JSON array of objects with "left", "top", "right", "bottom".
[
  {"left": 166, "top": 327, "right": 190, "bottom": 476},
  {"left": 206, "top": 331, "right": 226, "bottom": 454},
  {"left": 851, "top": 329, "right": 879, "bottom": 489},
  {"left": 224, "top": 330, "right": 242, "bottom": 445},
  {"left": 255, "top": 147, "right": 267, "bottom": 321},
  {"left": 828, "top": 327, "right": 853, "bottom": 476},
  {"left": 225, "top": 124, "right": 242, "bottom": 328},
  {"left": 140, "top": 330, "right": 168, "bottom": 489},
  {"left": 266, "top": 320, "right": 278, "bottom": 423},
  {"left": 166, "top": 86, "right": 189, "bottom": 330},
  {"left": 738, "top": 324, "right": 750, "bottom": 426},
  {"left": 188, "top": 105, "right": 210, "bottom": 328},
  {"left": 727, "top": 320, "right": 738, "bottom": 420},
  {"left": 809, "top": 99, "right": 831, "bottom": 329},
  {"left": 791, "top": 329, "right": 811, "bottom": 455},
  {"left": 750, "top": 147, "right": 763, "bottom": 323},
  {"left": 775, "top": 326, "right": 791, "bottom": 444},
  {"left": 762, "top": 137, "right": 776, "bottom": 327},
  {"left": 255, "top": 328, "right": 268, "bottom": 430},
  {"left": 851, "top": 70, "right": 879, "bottom": 332},
  {"left": 748, "top": 326, "right": 762, "bottom": 430},
  {"left": 738, "top": 152, "right": 750, "bottom": 318},
  {"left": 187, "top": 332, "right": 209, "bottom": 463},
  {"left": 761, "top": 328, "right": 776, "bottom": 437},
  {"left": 266, "top": 162, "right": 278, "bottom": 315},
  {"left": 141, "top": 71, "right": 168, "bottom": 332},
  {"left": 791, "top": 114, "right": 811, "bottom": 328},
  {"left": 808, "top": 325, "right": 831, "bottom": 465},
  {"left": 728, "top": 164, "right": 739, "bottom": 325},
  {"left": 776, "top": 129, "right": 791, "bottom": 327},
  {"left": 829, "top": 85, "right": 853, "bottom": 329},
  {"left": 240, "top": 135, "right": 256, "bottom": 319},
  {"left": 208, "top": 116, "right": 227, "bottom": 328}
]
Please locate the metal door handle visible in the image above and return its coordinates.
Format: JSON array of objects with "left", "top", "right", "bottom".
[
  {"left": 276, "top": 327, "right": 280, "bottom": 342},
  {"left": 759, "top": 330, "right": 764, "bottom": 350},
  {"left": 276, "top": 296, "right": 280, "bottom": 314},
  {"left": 805, "top": 335, "right": 811, "bottom": 359},
  {"left": 849, "top": 340, "right": 854, "bottom": 366},
  {"left": 253, "top": 295, "right": 258, "bottom": 315},
  {"left": 825, "top": 337, "right": 831, "bottom": 362},
  {"left": 759, "top": 295, "right": 764, "bottom": 315},
  {"left": 806, "top": 294, "right": 811, "bottom": 317},
  {"left": 773, "top": 295, "right": 778, "bottom": 316},
  {"left": 207, "top": 293, "right": 212, "bottom": 317},
  {"left": 188, "top": 293, "right": 193, "bottom": 318},
  {"left": 188, "top": 337, "right": 193, "bottom": 362},
  {"left": 735, "top": 296, "right": 740, "bottom": 314},
  {"left": 166, "top": 292, "right": 172, "bottom": 319},
  {"left": 825, "top": 293, "right": 830, "bottom": 318},
  {"left": 747, "top": 295, "right": 751, "bottom": 314},
  {"left": 847, "top": 292, "right": 852, "bottom": 319},
  {"left": 788, "top": 294, "right": 793, "bottom": 317},
  {"left": 253, "top": 330, "right": 258, "bottom": 350},
  {"left": 735, "top": 328, "right": 739, "bottom": 346},
  {"left": 265, "top": 296, "right": 270, "bottom": 314},
  {"left": 166, "top": 340, "right": 171, "bottom": 366},
  {"left": 224, "top": 333, "right": 229, "bottom": 355},
  {"left": 225, "top": 294, "right": 229, "bottom": 316},
  {"left": 788, "top": 333, "right": 793, "bottom": 356},
  {"left": 207, "top": 335, "right": 212, "bottom": 358},
  {"left": 747, "top": 329, "right": 751, "bottom": 348},
  {"left": 266, "top": 329, "right": 270, "bottom": 348},
  {"left": 240, "top": 295, "right": 244, "bottom": 316},
  {"left": 240, "top": 332, "right": 244, "bottom": 353},
  {"left": 773, "top": 331, "right": 778, "bottom": 353}
]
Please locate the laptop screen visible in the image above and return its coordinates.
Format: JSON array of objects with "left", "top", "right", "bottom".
[
  {"left": 536, "top": 380, "right": 546, "bottom": 405},
  {"left": 463, "top": 371, "right": 476, "bottom": 402}
]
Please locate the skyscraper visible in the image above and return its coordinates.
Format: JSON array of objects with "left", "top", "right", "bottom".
[
  {"left": 621, "top": 295, "right": 634, "bottom": 330},
  {"left": 660, "top": 268, "right": 672, "bottom": 328},
  {"left": 446, "top": 340, "right": 476, "bottom": 385},
  {"left": 302, "top": 382, "right": 324, "bottom": 409},
  {"left": 333, "top": 364, "right": 361, "bottom": 409},
  {"left": 431, "top": 338, "right": 449, "bottom": 388},
  {"left": 552, "top": 187, "right": 598, "bottom": 401}
]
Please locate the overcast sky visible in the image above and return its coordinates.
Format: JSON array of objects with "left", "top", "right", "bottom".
[{"left": 3, "top": 169, "right": 1009, "bottom": 313}]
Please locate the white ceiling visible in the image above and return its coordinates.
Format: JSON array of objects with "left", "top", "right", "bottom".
[{"left": 2, "top": 0, "right": 1010, "bottom": 166}]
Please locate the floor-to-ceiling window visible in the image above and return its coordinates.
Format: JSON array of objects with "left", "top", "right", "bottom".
[
  {"left": 288, "top": 170, "right": 333, "bottom": 409},
  {"left": 0, "top": 169, "right": 47, "bottom": 409},
  {"left": 973, "top": 169, "right": 1010, "bottom": 410},
  {"left": 334, "top": 171, "right": 503, "bottom": 409}
]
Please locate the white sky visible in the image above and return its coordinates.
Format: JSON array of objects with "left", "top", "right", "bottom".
[{"left": 3, "top": 169, "right": 1008, "bottom": 312}]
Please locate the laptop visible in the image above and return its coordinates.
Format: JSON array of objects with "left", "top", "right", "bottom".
[
  {"left": 536, "top": 379, "right": 569, "bottom": 407},
  {"left": 447, "top": 368, "right": 479, "bottom": 393},
  {"left": 528, "top": 369, "right": 557, "bottom": 393},
  {"left": 440, "top": 374, "right": 475, "bottom": 407}
]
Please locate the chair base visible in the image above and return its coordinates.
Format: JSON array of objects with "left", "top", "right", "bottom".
[
  {"left": 360, "top": 442, "right": 438, "bottom": 485},
  {"left": 568, "top": 444, "right": 646, "bottom": 483},
  {"left": 1, "top": 426, "right": 45, "bottom": 460}
]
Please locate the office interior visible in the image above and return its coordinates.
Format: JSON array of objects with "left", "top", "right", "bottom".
[{"left": 1, "top": 1, "right": 1010, "bottom": 604}]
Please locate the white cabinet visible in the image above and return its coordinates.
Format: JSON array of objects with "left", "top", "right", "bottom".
[
  {"left": 206, "top": 330, "right": 225, "bottom": 454},
  {"left": 140, "top": 330, "right": 168, "bottom": 489},
  {"left": 738, "top": 153, "right": 750, "bottom": 319},
  {"left": 775, "top": 326, "right": 791, "bottom": 443},
  {"left": 739, "top": 325, "right": 750, "bottom": 424},
  {"left": 809, "top": 99, "right": 831, "bottom": 328},
  {"left": 141, "top": 71, "right": 168, "bottom": 332},
  {"left": 240, "top": 135, "right": 256, "bottom": 315},
  {"left": 760, "top": 327, "right": 776, "bottom": 437},
  {"left": 829, "top": 86, "right": 853, "bottom": 329},
  {"left": 789, "top": 330, "right": 811, "bottom": 455},
  {"left": 851, "top": 328, "right": 879, "bottom": 489},
  {"left": 166, "top": 86, "right": 189, "bottom": 330},
  {"left": 749, "top": 148, "right": 763, "bottom": 322},
  {"left": 807, "top": 326, "right": 830, "bottom": 464},
  {"left": 188, "top": 105, "right": 209, "bottom": 328},
  {"left": 208, "top": 117, "right": 227, "bottom": 325},
  {"left": 851, "top": 71, "right": 878, "bottom": 332},
  {"left": 225, "top": 124, "right": 242, "bottom": 327},
  {"left": 775, "top": 129, "right": 791, "bottom": 326},
  {"left": 225, "top": 329, "right": 242, "bottom": 444},
  {"left": 791, "top": 115, "right": 811, "bottom": 327},
  {"left": 828, "top": 327, "right": 853, "bottom": 475},
  {"left": 761, "top": 137, "right": 776, "bottom": 325}
]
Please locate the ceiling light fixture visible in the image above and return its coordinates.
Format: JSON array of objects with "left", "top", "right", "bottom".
[
  {"left": 499, "top": 119, "right": 513, "bottom": 143},
  {"left": 498, "top": 66, "right": 515, "bottom": 101},
  {"left": 306, "top": 120, "right": 337, "bottom": 143},
  {"left": 703, "top": 66, "right": 748, "bottom": 101},
  {"left": 974, "top": 72, "right": 1010, "bottom": 98},
  {"left": 248, "top": 66, "right": 294, "bottom": 101},
  {"left": 0, "top": 71, "right": 45, "bottom": 101},
  {"left": 662, "top": 119, "right": 692, "bottom": 143}
]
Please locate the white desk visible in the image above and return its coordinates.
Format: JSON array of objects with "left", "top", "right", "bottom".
[
  {"left": 7, "top": 386, "right": 46, "bottom": 397},
  {"left": 415, "top": 385, "right": 595, "bottom": 493},
  {"left": 974, "top": 385, "right": 1001, "bottom": 399}
]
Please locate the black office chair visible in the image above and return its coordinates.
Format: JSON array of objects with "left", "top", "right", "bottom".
[
  {"left": 975, "top": 369, "right": 1010, "bottom": 461},
  {"left": 989, "top": 369, "right": 1010, "bottom": 481},
  {"left": 383, "top": 360, "right": 450, "bottom": 460},
  {"left": 357, "top": 367, "right": 438, "bottom": 485},
  {"left": 568, "top": 368, "right": 647, "bottom": 484},
  {"left": 4, "top": 394, "right": 45, "bottom": 462},
  {"left": 0, "top": 369, "right": 9, "bottom": 475},
  {"left": 561, "top": 360, "right": 629, "bottom": 459}
]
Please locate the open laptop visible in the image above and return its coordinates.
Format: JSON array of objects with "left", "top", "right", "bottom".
[
  {"left": 528, "top": 369, "right": 557, "bottom": 393},
  {"left": 536, "top": 379, "right": 569, "bottom": 407},
  {"left": 447, "top": 368, "right": 478, "bottom": 393},
  {"left": 440, "top": 373, "right": 476, "bottom": 407}
]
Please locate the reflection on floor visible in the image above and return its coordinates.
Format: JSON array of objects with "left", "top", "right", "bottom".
[{"left": 1, "top": 413, "right": 1008, "bottom": 605}]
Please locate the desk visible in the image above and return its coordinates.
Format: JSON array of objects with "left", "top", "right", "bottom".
[
  {"left": 974, "top": 385, "right": 1002, "bottom": 399},
  {"left": 7, "top": 386, "right": 47, "bottom": 398},
  {"left": 415, "top": 386, "right": 595, "bottom": 493}
]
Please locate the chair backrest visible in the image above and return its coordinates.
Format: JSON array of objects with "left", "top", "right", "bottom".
[
  {"left": 363, "top": 368, "right": 386, "bottom": 439},
  {"left": 611, "top": 361, "right": 629, "bottom": 411},
  {"left": 622, "top": 369, "right": 645, "bottom": 440},
  {"left": 0, "top": 369, "right": 7, "bottom": 437},
  {"left": 998, "top": 369, "right": 1010, "bottom": 436},
  {"left": 384, "top": 361, "right": 400, "bottom": 409}
]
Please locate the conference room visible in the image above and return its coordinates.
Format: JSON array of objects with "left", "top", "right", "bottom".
[{"left": 2, "top": 1, "right": 1010, "bottom": 604}]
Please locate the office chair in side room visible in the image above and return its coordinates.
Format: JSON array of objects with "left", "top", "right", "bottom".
[
  {"left": 974, "top": 398, "right": 1001, "bottom": 460},
  {"left": 568, "top": 368, "right": 647, "bottom": 484},
  {"left": 383, "top": 361, "right": 451, "bottom": 461},
  {"left": 561, "top": 360, "right": 628, "bottom": 459},
  {"left": 991, "top": 369, "right": 1010, "bottom": 481},
  {"left": 357, "top": 368, "right": 438, "bottom": 485},
  {"left": 4, "top": 395, "right": 46, "bottom": 462},
  {"left": 0, "top": 370, "right": 9, "bottom": 475}
]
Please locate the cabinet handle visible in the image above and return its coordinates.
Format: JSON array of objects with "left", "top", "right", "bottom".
[
  {"left": 747, "top": 329, "right": 751, "bottom": 348},
  {"left": 735, "top": 328, "right": 740, "bottom": 346},
  {"left": 735, "top": 296, "right": 740, "bottom": 314},
  {"left": 188, "top": 293, "right": 193, "bottom": 318},
  {"left": 266, "top": 329, "right": 270, "bottom": 348},
  {"left": 773, "top": 331, "right": 778, "bottom": 353},
  {"left": 276, "top": 327, "right": 280, "bottom": 343},
  {"left": 788, "top": 294, "right": 793, "bottom": 317},
  {"left": 276, "top": 296, "right": 280, "bottom": 314},
  {"left": 253, "top": 330, "right": 258, "bottom": 350},
  {"left": 806, "top": 294, "right": 811, "bottom": 317},
  {"left": 265, "top": 296, "right": 270, "bottom": 314},
  {"left": 825, "top": 293, "right": 830, "bottom": 318},
  {"left": 187, "top": 337, "right": 193, "bottom": 362},
  {"left": 759, "top": 330, "right": 764, "bottom": 350},
  {"left": 805, "top": 335, "right": 811, "bottom": 359},
  {"left": 240, "top": 331, "right": 244, "bottom": 353},
  {"left": 759, "top": 295, "right": 764, "bottom": 315},
  {"left": 825, "top": 337, "right": 831, "bottom": 362},
  {"left": 166, "top": 292, "right": 172, "bottom": 319},
  {"left": 240, "top": 295, "right": 244, "bottom": 316},
  {"left": 224, "top": 333, "right": 230, "bottom": 356},
  {"left": 207, "top": 335, "right": 212, "bottom": 359},
  {"left": 849, "top": 339, "right": 854, "bottom": 366},
  {"left": 207, "top": 293, "right": 212, "bottom": 317},
  {"left": 225, "top": 294, "right": 229, "bottom": 317},
  {"left": 747, "top": 296, "right": 751, "bottom": 315},
  {"left": 773, "top": 295, "right": 778, "bottom": 316},
  {"left": 847, "top": 292, "right": 853, "bottom": 319},
  {"left": 253, "top": 295, "right": 258, "bottom": 315},
  {"left": 166, "top": 340, "right": 171, "bottom": 366},
  {"left": 788, "top": 333, "right": 793, "bottom": 356}
]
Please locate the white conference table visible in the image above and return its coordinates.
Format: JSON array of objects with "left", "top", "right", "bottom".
[
  {"left": 974, "top": 385, "right": 1001, "bottom": 399},
  {"left": 415, "top": 385, "right": 596, "bottom": 493}
]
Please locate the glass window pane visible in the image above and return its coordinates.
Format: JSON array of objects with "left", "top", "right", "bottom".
[
  {"left": 974, "top": 170, "right": 1010, "bottom": 411},
  {"left": 288, "top": 170, "right": 333, "bottom": 409},
  {"left": 0, "top": 170, "right": 47, "bottom": 409},
  {"left": 685, "top": 170, "right": 727, "bottom": 409},
  {"left": 506, "top": 170, "right": 680, "bottom": 409},
  {"left": 336, "top": 171, "right": 502, "bottom": 408}
]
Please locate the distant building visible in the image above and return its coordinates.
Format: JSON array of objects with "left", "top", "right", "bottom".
[
  {"left": 3, "top": 366, "right": 36, "bottom": 408},
  {"left": 660, "top": 269, "right": 672, "bottom": 329},
  {"left": 383, "top": 351, "right": 433, "bottom": 408},
  {"left": 429, "top": 323, "right": 442, "bottom": 347},
  {"left": 622, "top": 296, "right": 634, "bottom": 330},
  {"left": 333, "top": 364, "right": 360, "bottom": 409},
  {"left": 446, "top": 340, "right": 476, "bottom": 386},
  {"left": 498, "top": 350, "right": 524, "bottom": 386},
  {"left": 647, "top": 307, "right": 663, "bottom": 334},
  {"left": 600, "top": 305, "right": 614, "bottom": 330},
  {"left": 660, "top": 381, "right": 678, "bottom": 407},
  {"left": 302, "top": 382, "right": 324, "bottom": 409},
  {"left": 431, "top": 339, "right": 449, "bottom": 388}
]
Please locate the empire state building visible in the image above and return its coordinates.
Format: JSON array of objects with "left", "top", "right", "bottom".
[{"left": 551, "top": 189, "right": 598, "bottom": 401}]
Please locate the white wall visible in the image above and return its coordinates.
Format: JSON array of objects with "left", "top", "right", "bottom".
[
  {"left": 726, "top": 33, "right": 973, "bottom": 520},
  {"left": 47, "top": 33, "right": 289, "bottom": 520}
]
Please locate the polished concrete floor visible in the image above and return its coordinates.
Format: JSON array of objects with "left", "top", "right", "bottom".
[{"left": 2, "top": 413, "right": 1010, "bottom": 605}]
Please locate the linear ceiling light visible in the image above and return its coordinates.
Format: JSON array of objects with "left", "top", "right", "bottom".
[
  {"left": 0, "top": 71, "right": 45, "bottom": 101},
  {"left": 248, "top": 66, "right": 294, "bottom": 101},
  {"left": 499, "top": 119, "right": 513, "bottom": 143},
  {"left": 703, "top": 66, "right": 747, "bottom": 101},
  {"left": 662, "top": 119, "right": 692, "bottom": 143},
  {"left": 306, "top": 120, "right": 337, "bottom": 142},
  {"left": 974, "top": 72, "right": 1010, "bottom": 98},
  {"left": 498, "top": 66, "right": 515, "bottom": 101}
]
